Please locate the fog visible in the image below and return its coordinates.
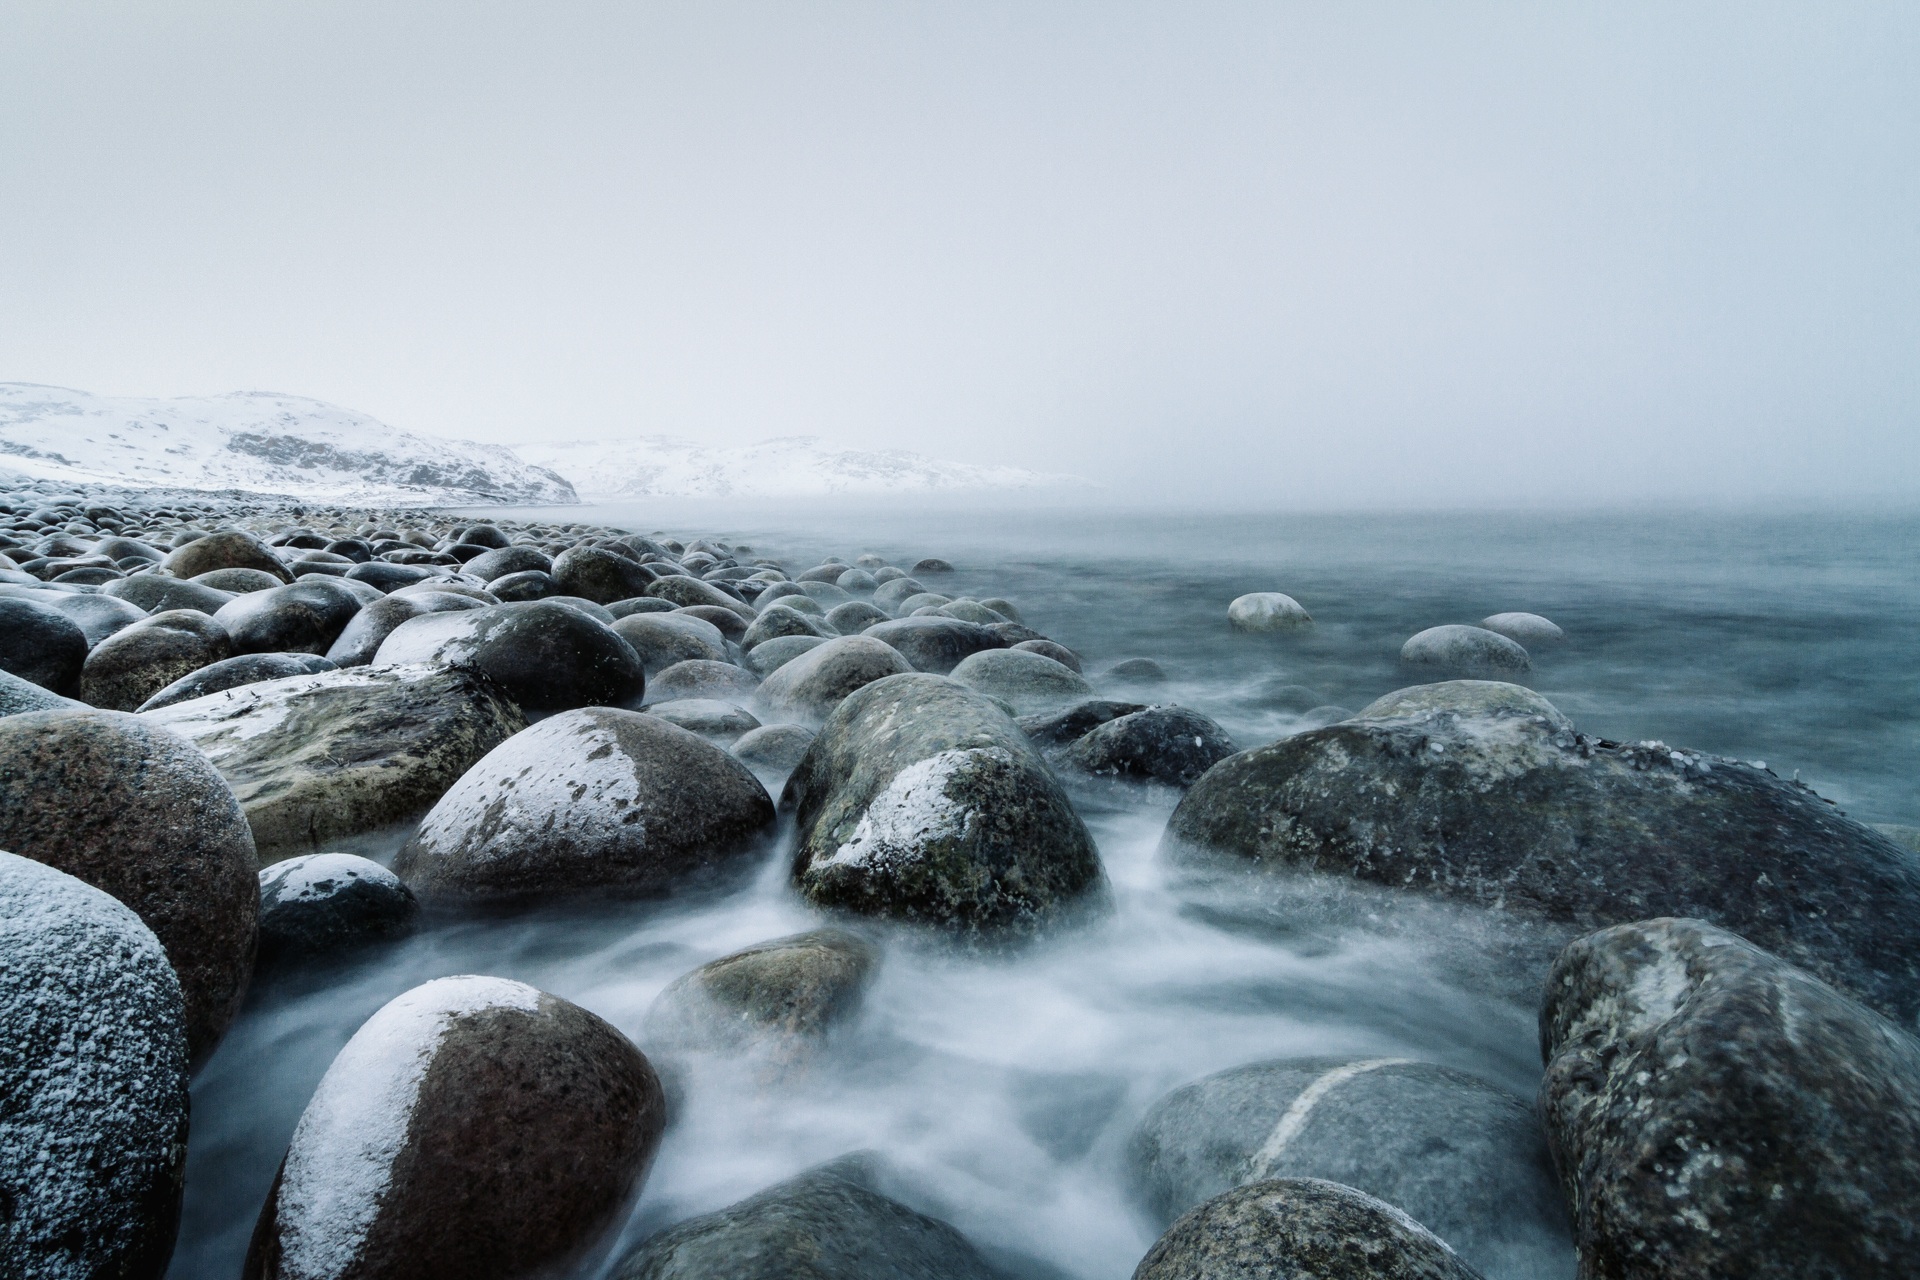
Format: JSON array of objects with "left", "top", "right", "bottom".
[{"left": 2, "top": 2, "right": 1915, "bottom": 506}]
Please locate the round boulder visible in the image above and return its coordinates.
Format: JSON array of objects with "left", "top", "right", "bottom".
[
  {"left": 825, "top": 600, "right": 890, "bottom": 634},
  {"left": 0, "top": 667, "right": 82, "bottom": 718},
  {"left": 949, "top": 647, "right": 1094, "bottom": 715},
  {"left": 732, "top": 723, "right": 816, "bottom": 773},
  {"left": 1059, "top": 705, "right": 1237, "bottom": 788},
  {"left": 552, "top": 545, "right": 658, "bottom": 604},
  {"left": 863, "top": 616, "right": 1006, "bottom": 674},
  {"left": 1400, "top": 625, "right": 1530, "bottom": 676},
  {"left": 488, "top": 568, "right": 557, "bottom": 601},
  {"left": 324, "top": 590, "right": 486, "bottom": 666},
  {"left": 745, "top": 634, "right": 827, "bottom": 675},
  {"left": 39, "top": 591, "right": 150, "bottom": 646},
  {"left": 757, "top": 635, "right": 914, "bottom": 723},
  {"left": 375, "top": 600, "right": 647, "bottom": 717},
  {"left": 136, "top": 652, "right": 338, "bottom": 712},
  {"left": 463, "top": 545, "right": 552, "bottom": 583},
  {"left": 1227, "top": 592, "right": 1313, "bottom": 632},
  {"left": 645, "top": 659, "right": 761, "bottom": 705},
  {"left": 741, "top": 604, "right": 829, "bottom": 651},
  {"left": 612, "top": 612, "right": 729, "bottom": 675},
  {"left": 79, "top": 609, "right": 234, "bottom": 711},
  {"left": 214, "top": 580, "right": 366, "bottom": 655},
  {"left": 256, "top": 852, "right": 420, "bottom": 965},
  {"left": 645, "top": 928, "right": 876, "bottom": 1057},
  {"left": 1013, "top": 638, "right": 1081, "bottom": 671},
  {"left": 163, "top": 529, "right": 291, "bottom": 583},
  {"left": 0, "top": 596, "right": 88, "bottom": 693},
  {"left": 102, "top": 575, "right": 235, "bottom": 616},
  {"left": 646, "top": 698, "right": 761, "bottom": 740},
  {"left": 192, "top": 567, "right": 287, "bottom": 594},
  {"left": 1480, "top": 612, "right": 1565, "bottom": 645}
]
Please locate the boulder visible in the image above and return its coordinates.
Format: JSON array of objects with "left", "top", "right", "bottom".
[
  {"left": 949, "top": 647, "right": 1094, "bottom": 714},
  {"left": 939, "top": 599, "right": 1006, "bottom": 625},
  {"left": 193, "top": 567, "right": 287, "bottom": 593},
  {"left": 732, "top": 723, "right": 816, "bottom": 773},
  {"left": 646, "top": 659, "right": 762, "bottom": 705},
  {"left": 745, "top": 634, "right": 828, "bottom": 675},
  {"left": 1227, "top": 592, "right": 1313, "bottom": 632},
  {"left": 1129, "top": 1058, "right": 1565, "bottom": 1277},
  {"left": 1540, "top": 917, "right": 1920, "bottom": 1280},
  {"left": 163, "top": 529, "right": 291, "bottom": 583},
  {"left": 1480, "top": 612, "right": 1565, "bottom": 645},
  {"left": 1400, "top": 625, "right": 1530, "bottom": 676},
  {"left": 645, "top": 928, "right": 876, "bottom": 1056},
  {"left": 394, "top": 708, "right": 776, "bottom": 903},
  {"left": 871, "top": 577, "right": 928, "bottom": 611},
  {"left": 256, "top": 852, "right": 420, "bottom": 964},
  {"left": 609, "top": 597, "right": 677, "bottom": 618},
  {"left": 488, "top": 568, "right": 557, "bottom": 600},
  {"left": 912, "top": 557, "right": 954, "bottom": 574},
  {"left": 137, "top": 652, "right": 338, "bottom": 712},
  {"left": 0, "top": 596, "right": 88, "bottom": 693},
  {"left": 1013, "top": 638, "right": 1081, "bottom": 672},
  {"left": 864, "top": 616, "right": 1006, "bottom": 674},
  {"left": 210, "top": 579, "right": 363, "bottom": 655},
  {"left": 1017, "top": 699, "right": 1149, "bottom": 749},
  {"left": 0, "top": 709, "right": 258, "bottom": 1059},
  {"left": 245, "top": 976, "right": 665, "bottom": 1280},
  {"left": 835, "top": 568, "right": 878, "bottom": 593},
  {"left": 757, "top": 636, "right": 914, "bottom": 723},
  {"left": 552, "top": 545, "right": 658, "bottom": 604},
  {"left": 1162, "top": 680, "right": 1920, "bottom": 1025},
  {"left": 741, "top": 604, "right": 830, "bottom": 651},
  {"left": 1059, "top": 705, "right": 1237, "bottom": 788},
  {"left": 0, "top": 666, "right": 82, "bottom": 718},
  {"left": 38, "top": 591, "right": 150, "bottom": 645},
  {"left": 647, "top": 698, "right": 761, "bottom": 740},
  {"left": 0, "top": 852, "right": 190, "bottom": 1280},
  {"left": 79, "top": 609, "right": 234, "bottom": 711},
  {"left": 647, "top": 574, "right": 754, "bottom": 619},
  {"left": 343, "top": 561, "right": 438, "bottom": 592},
  {"left": 612, "top": 612, "right": 730, "bottom": 675},
  {"left": 323, "top": 590, "right": 486, "bottom": 666},
  {"left": 1134, "top": 1178, "right": 1485, "bottom": 1280},
  {"left": 785, "top": 674, "right": 1103, "bottom": 934},
  {"left": 102, "top": 574, "right": 235, "bottom": 615},
  {"left": 679, "top": 604, "right": 748, "bottom": 641},
  {"left": 375, "top": 600, "right": 647, "bottom": 716},
  {"left": 825, "top": 600, "right": 890, "bottom": 633},
  {"left": 1102, "top": 656, "right": 1168, "bottom": 683},
  {"left": 461, "top": 544, "right": 552, "bottom": 582}
]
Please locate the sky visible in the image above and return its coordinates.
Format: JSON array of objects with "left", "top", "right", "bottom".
[{"left": 2, "top": 2, "right": 1916, "bottom": 506}]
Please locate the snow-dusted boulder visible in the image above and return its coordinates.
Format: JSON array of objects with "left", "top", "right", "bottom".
[
  {"left": 0, "top": 851, "right": 190, "bottom": 1280},
  {"left": 1227, "top": 591, "right": 1313, "bottom": 632},
  {"left": 257, "top": 853, "right": 419, "bottom": 964}
]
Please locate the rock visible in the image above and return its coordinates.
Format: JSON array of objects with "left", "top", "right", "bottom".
[
  {"left": 912, "top": 557, "right": 955, "bottom": 573},
  {"left": 835, "top": 568, "right": 878, "bottom": 593},
  {"left": 1102, "top": 657, "right": 1167, "bottom": 683},
  {"left": 1480, "top": 612, "right": 1565, "bottom": 645},
  {"left": 343, "top": 561, "right": 438, "bottom": 592},
  {"left": 323, "top": 590, "right": 487, "bottom": 666},
  {"left": 939, "top": 599, "right": 1006, "bottom": 625},
  {"left": 489, "top": 568, "right": 557, "bottom": 601},
  {"left": 741, "top": 604, "right": 830, "bottom": 651},
  {"left": 78, "top": 609, "right": 234, "bottom": 711},
  {"left": 645, "top": 928, "right": 876, "bottom": 1056},
  {"left": 898, "top": 592, "right": 952, "bottom": 614},
  {"left": 825, "top": 600, "right": 890, "bottom": 633},
  {"left": 647, "top": 574, "right": 754, "bottom": 619},
  {"left": 1130, "top": 1058, "right": 1565, "bottom": 1277},
  {"left": 1013, "top": 638, "right": 1081, "bottom": 671},
  {"left": 1400, "top": 625, "right": 1530, "bottom": 676},
  {"left": 871, "top": 577, "right": 928, "bottom": 611},
  {"left": 756, "top": 636, "right": 916, "bottom": 724},
  {"left": 745, "top": 634, "right": 828, "bottom": 675},
  {"left": 102, "top": 574, "right": 236, "bottom": 615},
  {"left": 609, "top": 597, "right": 677, "bottom": 618},
  {"left": 949, "top": 647, "right": 1094, "bottom": 714},
  {"left": 375, "top": 600, "right": 647, "bottom": 716},
  {"left": 644, "top": 659, "right": 760, "bottom": 706},
  {"left": 1541, "top": 917, "right": 1920, "bottom": 1280},
  {"left": 463, "top": 544, "right": 552, "bottom": 582},
  {"left": 0, "top": 667, "right": 82, "bottom": 718},
  {"left": 553, "top": 545, "right": 659, "bottom": 604},
  {"left": 1876, "top": 824, "right": 1920, "bottom": 853},
  {"left": 454, "top": 524, "right": 512, "bottom": 549},
  {"left": 256, "top": 852, "right": 420, "bottom": 964},
  {"left": 0, "top": 709, "right": 258, "bottom": 1059},
  {"left": 0, "top": 852, "right": 190, "bottom": 1280},
  {"left": 679, "top": 604, "right": 749, "bottom": 642},
  {"left": 1163, "top": 679, "right": 1920, "bottom": 1025},
  {"left": 612, "top": 612, "right": 730, "bottom": 675},
  {"left": 0, "top": 596, "right": 88, "bottom": 693},
  {"left": 548, "top": 595, "right": 618, "bottom": 624},
  {"left": 1134, "top": 1178, "right": 1485, "bottom": 1280},
  {"left": 245, "top": 975, "right": 665, "bottom": 1280},
  {"left": 1060, "top": 706, "right": 1237, "bottom": 788},
  {"left": 163, "top": 529, "right": 292, "bottom": 583},
  {"left": 732, "top": 723, "right": 816, "bottom": 772},
  {"left": 394, "top": 707, "right": 776, "bottom": 903},
  {"left": 137, "top": 652, "right": 338, "bottom": 712},
  {"left": 785, "top": 674, "right": 1103, "bottom": 934},
  {"left": 864, "top": 616, "right": 1007, "bottom": 674},
  {"left": 39, "top": 591, "right": 150, "bottom": 646},
  {"left": 647, "top": 698, "right": 761, "bottom": 740},
  {"left": 1017, "top": 699, "right": 1149, "bottom": 749},
  {"left": 194, "top": 566, "right": 288, "bottom": 594},
  {"left": 210, "top": 579, "right": 365, "bottom": 656},
  {"left": 610, "top": 1155, "right": 999, "bottom": 1280},
  {"left": 1227, "top": 592, "right": 1313, "bottom": 632}
]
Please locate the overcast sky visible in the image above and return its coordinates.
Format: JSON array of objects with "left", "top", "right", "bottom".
[{"left": 2, "top": 2, "right": 1915, "bottom": 505}]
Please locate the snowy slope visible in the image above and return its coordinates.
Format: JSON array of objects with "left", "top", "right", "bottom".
[
  {"left": 0, "top": 385, "right": 577, "bottom": 506},
  {"left": 513, "top": 436, "right": 1088, "bottom": 499}
]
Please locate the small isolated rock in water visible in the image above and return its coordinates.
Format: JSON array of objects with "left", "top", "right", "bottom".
[
  {"left": 785, "top": 674, "right": 1103, "bottom": 935},
  {"left": 375, "top": 600, "right": 647, "bottom": 716},
  {"left": 214, "top": 580, "right": 365, "bottom": 655},
  {"left": 164, "top": 529, "right": 291, "bottom": 583},
  {"left": 144, "top": 664, "right": 524, "bottom": 864},
  {"left": 864, "top": 616, "right": 1007, "bottom": 674},
  {"left": 1102, "top": 656, "right": 1168, "bottom": 683},
  {"left": 757, "top": 635, "right": 914, "bottom": 723},
  {"left": 1539, "top": 917, "right": 1920, "bottom": 1280},
  {"left": 1129, "top": 1057, "right": 1565, "bottom": 1278},
  {"left": 611, "top": 1154, "right": 999, "bottom": 1280},
  {"left": 1227, "top": 592, "right": 1313, "bottom": 633},
  {"left": 1163, "top": 679, "right": 1920, "bottom": 1025},
  {"left": 732, "top": 723, "right": 816, "bottom": 773},
  {"left": 1400, "top": 625, "right": 1530, "bottom": 676},
  {"left": 647, "top": 698, "right": 761, "bottom": 740},
  {"left": 1480, "top": 612, "right": 1565, "bottom": 646},
  {"left": 645, "top": 928, "right": 876, "bottom": 1057},
  {"left": 0, "top": 709, "right": 258, "bottom": 1060},
  {"left": 257, "top": 853, "right": 420, "bottom": 965},
  {"left": 246, "top": 975, "right": 665, "bottom": 1280},
  {"left": 1060, "top": 706, "right": 1237, "bottom": 789},
  {"left": 0, "top": 596, "right": 88, "bottom": 693},
  {"left": 0, "top": 851, "right": 190, "bottom": 1280},
  {"left": 1134, "top": 1178, "right": 1485, "bottom": 1280},
  {"left": 78, "top": 609, "right": 234, "bottom": 711},
  {"left": 395, "top": 707, "right": 775, "bottom": 903},
  {"left": 912, "top": 557, "right": 955, "bottom": 574},
  {"left": 137, "top": 652, "right": 337, "bottom": 712},
  {"left": 949, "top": 647, "right": 1094, "bottom": 715},
  {"left": 645, "top": 658, "right": 761, "bottom": 705}
]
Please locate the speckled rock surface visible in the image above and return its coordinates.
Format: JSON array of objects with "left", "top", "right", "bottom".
[
  {"left": 0, "top": 596, "right": 88, "bottom": 693},
  {"left": 164, "top": 529, "right": 292, "bottom": 583},
  {"left": 757, "top": 635, "right": 914, "bottom": 723},
  {"left": 144, "top": 663, "right": 525, "bottom": 865},
  {"left": 1399, "top": 625, "right": 1530, "bottom": 676},
  {"left": 612, "top": 612, "right": 730, "bottom": 674},
  {"left": 256, "top": 853, "right": 420, "bottom": 964},
  {"left": 646, "top": 928, "right": 877, "bottom": 1058},
  {"left": 1059, "top": 705, "right": 1237, "bottom": 788},
  {"left": 1163, "top": 680, "right": 1920, "bottom": 1024},
  {"left": 1539, "top": 917, "right": 1920, "bottom": 1280},
  {"left": 374, "top": 599, "right": 646, "bottom": 716},
  {"left": 863, "top": 616, "right": 1007, "bottom": 675},
  {"left": 214, "top": 579, "right": 366, "bottom": 655},
  {"left": 551, "top": 545, "right": 658, "bottom": 604},
  {"left": 245, "top": 976, "right": 664, "bottom": 1280},
  {"left": 0, "top": 665, "right": 84, "bottom": 718},
  {"left": 79, "top": 609, "right": 234, "bottom": 711},
  {"left": 732, "top": 723, "right": 816, "bottom": 773},
  {"left": 0, "top": 709, "right": 258, "bottom": 1060},
  {"left": 0, "top": 851, "right": 190, "bottom": 1280},
  {"left": 1227, "top": 592, "right": 1313, "bottom": 632}
]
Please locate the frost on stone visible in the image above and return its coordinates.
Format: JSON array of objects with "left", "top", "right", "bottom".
[
  {"left": 0, "top": 850, "right": 188, "bottom": 1279},
  {"left": 275, "top": 975, "right": 544, "bottom": 1280},
  {"left": 819, "top": 747, "right": 1004, "bottom": 871},
  {"left": 262, "top": 853, "right": 404, "bottom": 906}
]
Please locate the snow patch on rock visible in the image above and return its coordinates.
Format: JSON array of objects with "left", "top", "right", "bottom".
[
  {"left": 262, "top": 853, "right": 405, "bottom": 905},
  {"left": 822, "top": 748, "right": 1002, "bottom": 870}
]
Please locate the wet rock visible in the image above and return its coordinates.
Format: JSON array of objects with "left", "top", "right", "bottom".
[
  {"left": 256, "top": 852, "right": 420, "bottom": 964},
  {"left": 137, "top": 652, "right": 338, "bottom": 712},
  {"left": 553, "top": 545, "right": 659, "bottom": 604},
  {"left": 194, "top": 566, "right": 288, "bottom": 594},
  {"left": 454, "top": 524, "right": 512, "bottom": 550},
  {"left": 758, "top": 635, "right": 915, "bottom": 723},
  {"left": 1400, "top": 625, "right": 1530, "bottom": 676},
  {"left": 745, "top": 634, "right": 828, "bottom": 675},
  {"left": 395, "top": 707, "right": 776, "bottom": 903},
  {"left": 741, "top": 604, "right": 830, "bottom": 651},
  {"left": 213, "top": 579, "right": 365, "bottom": 655},
  {"left": 323, "top": 590, "right": 486, "bottom": 666},
  {"left": 376, "top": 600, "right": 647, "bottom": 716},
  {"left": 343, "top": 561, "right": 438, "bottom": 592},
  {"left": 609, "top": 597, "right": 677, "bottom": 618},
  {"left": 1227, "top": 592, "right": 1313, "bottom": 632},
  {"left": 785, "top": 674, "right": 1103, "bottom": 934},
  {"left": 39, "top": 590, "right": 150, "bottom": 645},
  {"left": 246, "top": 975, "right": 665, "bottom": 1280},
  {"left": 0, "top": 852, "right": 190, "bottom": 1280},
  {"left": 549, "top": 595, "right": 618, "bottom": 624},
  {"left": 0, "top": 596, "right": 88, "bottom": 693},
  {"left": 463, "top": 544, "right": 552, "bottom": 582},
  {"left": 1013, "top": 638, "right": 1081, "bottom": 671},
  {"left": 676, "top": 604, "right": 745, "bottom": 642},
  {"left": 0, "top": 666, "right": 82, "bottom": 717},
  {"left": 898, "top": 592, "right": 952, "bottom": 614},
  {"left": 646, "top": 658, "right": 761, "bottom": 705},
  {"left": 940, "top": 599, "right": 1007, "bottom": 625},
  {"left": 871, "top": 576, "right": 928, "bottom": 611},
  {"left": 648, "top": 698, "right": 761, "bottom": 740},
  {"left": 1060, "top": 706, "right": 1237, "bottom": 788},
  {"left": 1102, "top": 657, "right": 1168, "bottom": 683},
  {"left": 645, "top": 928, "right": 877, "bottom": 1056},
  {"left": 1134, "top": 1178, "right": 1485, "bottom": 1280},
  {"left": 612, "top": 612, "right": 730, "bottom": 676},
  {"left": 949, "top": 647, "right": 1094, "bottom": 714},
  {"left": 1876, "top": 823, "right": 1920, "bottom": 854},
  {"left": 864, "top": 616, "right": 1007, "bottom": 674},
  {"left": 1017, "top": 699, "right": 1149, "bottom": 749},
  {"left": 825, "top": 600, "right": 891, "bottom": 633},
  {"left": 79, "top": 609, "right": 235, "bottom": 711},
  {"left": 163, "top": 529, "right": 292, "bottom": 583},
  {"left": 489, "top": 568, "right": 558, "bottom": 600},
  {"left": 835, "top": 568, "right": 879, "bottom": 593},
  {"left": 913, "top": 557, "right": 955, "bottom": 574},
  {"left": 1480, "top": 612, "right": 1565, "bottom": 645},
  {"left": 611, "top": 1155, "right": 998, "bottom": 1280},
  {"left": 1163, "top": 679, "right": 1920, "bottom": 1024},
  {"left": 0, "top": 709, "right": 258, "bottom": 1059},
  {"left": 732, "top": 723, "right": 816, "bottom": 772},
  {"left": 102, "top": 574, "right": 236, "bottom": 615},
  {"left": 647, "top": 574, "right": 754, "bottom": 619},
  {"left": 1130, "top": 1058, "right": 1565, "bottom": 1277}
]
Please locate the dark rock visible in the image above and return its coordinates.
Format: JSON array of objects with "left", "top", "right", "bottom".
[
  {"left": 0, "top": 709, "right": 258, "bottom": 1060},
  {"left": 454, "top": 524, "right": 512, "bottom": 550},
  {"left": 213, "top": 578, "right": 365, "bottom": 655},
  {"left": 342, "top": 560, "right": 438, "bottom": 592},
  {"left": 79, "top": 609, "right": 234, "bottom": 711},
  {"left": 193, "top": 567, "right": 288, "bottom": 594},
  {"left": 732, "top": 723, "right": 816, "bottom": 772},
  {"left": 464, "top": 544, "right": 553, "bottom": 582},
  {"left": 0, "top": 596, "right": 89, "bottom": 693},
  {"left": 547, "top": 595, "right": 618, "bottom": 624},
  {"left": 784, "top": 674, "right": 1104, "bottom": 934},
  {"left": 912, "top": 558, "right": 955, "bottom": 573},
  {"left": 647, "top": 574, "right": 754, "bottom": 618},
  {"left": 137, "top": 652, "right": 338, "bottom": 712},
  {"left": 375, "top": 600, "right": 647, "bottom": 716},
  {"left": 864, "top": 616, "right": 1007, "bottom": 674},
  {"left": 609, "top": 597, "right": 677, "bottom": 618},
  {"left": 646, "top": 659, "right": 761, "bottom": 705},
  {"left": 323, "top": 590, "right": 487, "bottom": 666},
  {"left": 0, "top": 666, "right": 83, "bottom": 717},
  {"left": 1102, "top": 657, "right": 1167, "bottom": 683},
  {"left": 553, "top": 545, "right": 659, "bottom": 604},
  {"left": 1540, "top": 917, "right": 1920, "bottom": 1280},
  {"left": 949, "top": 647, "right": 1094, "bottom": 714},
  {"left": 825, "top": 600, "right": 890, "bottom": 634},
  {"left": 256, "top": 852, "right": 420, "bottom": 963},
  {"left": 395, "top": 707, "right": 776, "bottom": 903},
  {"left": 246, "top": 976, "right": 665, "bottom": 1280},
  {"left": 1163, "top": 679, "right": 1920, "bottom": 1025},
  {"left": 645, "top": 928, "right": 877, "bottom": 1056},
  {"left": 647, "top": 698, "right": 761, "bottom": 740},
  {"left": 1013, "top": 639, "right": 1081, "bottom": 672},
  {"left": 679, "top": 603, "right": 748, "bottom": 641},
  {"left": 745, "top": 634, "right": 827, "bottom": 675},
  {"left": 489, "top": 568, "right": 558, "bottom": 600},
  {"left": 101, "top": 574, "right": 235, "bottom": 615},
  {"left": 1060, "top": 706, "right": 1237, "bottom": 788},
  {"left": 1400, "top": 625, "right": 1530, "bottom": 676},
  {"left": 613, "top": 612, "right": 730, "bottom": 675},
  {"left": 758, "top": 636, "right": 915, "bottom": 723},
  {"left": 322, "top": 537, "right": 372, "bottom": 562},
  {"left": 38, "top": 590, "right": 150, "bottom": 646},
  {"left": 163, "top": 530, "right": 291, "bottom": 583},
  {"left": 741, "top": 604, "right": 830, "bottom": 651},
  {"left": 1017, "top": 699, "right": 1149, "bottom": 749},
  {"left": 0, "top": 852, "right": 190, "bottom": 1280}
]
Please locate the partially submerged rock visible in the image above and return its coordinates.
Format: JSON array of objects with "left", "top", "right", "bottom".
[
  {"left": 645, "top": 928, "right": 877, "bottom": 1057},
  {"left": 1400, "top": 625, "right": 1530, "bottom": 676},
  {"left": 1480, "top": 612, "right": 1565, "bottom": 645},
  {"left": 948, "top": 647, "right": 1094, "bottom": 714},
  {"left": 757, "top": 635, "right": 914, "bottom": 723},
  {"left": 257, "top": 852, "right": 420, "bottom": 964},
  {"left": 1227, "top": 591, "right": 1313, "bottom": 632},
  {"left": 863, "top": 616, "right": 1006, "bottom": 674},
  {"left": 1058, "top": 705, "right": 1236, "bottom": 788}
]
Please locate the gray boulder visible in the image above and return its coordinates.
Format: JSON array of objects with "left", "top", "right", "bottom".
[
  {"left": 489, "top": 568, "right": 557, "bottom": 600},
  {"left": 552, "top": 545, "right": 658, "bottom": 603},
  {"left": 645, "top": 928, "right": 876, "bottom": 1057},
  {"left": 323, "top": 590, "right": 486, "bottom": 666},
  {"left": 0, "top": 667, "right": 82, "bottom": 718},
  {"left": 871, "top": 577, "right": 928, "bottom": 611},
  {"left": 1400, "top": 625, "right": 1530, "bottom": 676},
  {"left": 758, "top": 636, "right": 914, "bottom": 723},
  {"left": 37, "top": 591, "right": 150, "bottom": 646},
  {"left": 0, "top": 596, "right": 88, "bottom": 693},
  {"left": 136, "top": 652, "right": 337, "bottom": 712},
  {"left": 746, "top": 634, "right": 828, "bottom": 675},
  {"left": 646, "top": 658, "right": 761, "bottom": 705},
  {"left": 742, "top": 604, "right": 830, "bottom": 651},
  {"left": 193, "top": 567, "right": 286, "bottom": 594},
  {"left": 948, "top": 648, "right": 1094, "bottom": 715},
  {"left": 256, "top": 852, "right": 420, "bottom": 964},
  {"left": 213, "top": 579, "right": 364, "bottom": 655},
  {"left": 648, "top": 698, "right": 761, "bottom": 740},
  {"left": 78, "top": 609, "right": 233, "bottom": 711},
  {"left": 864, "top": 616, "right": 1006, "bottom": 674},
  {"left": 613, "top": 612, "right": 730, "bottom": 674},
  {"left": 163, "top": 530, "right": 291, "bottom": 583},
  {"left": 102, "top": 574, "right": 235, "bottom": 615},
  {"left": 732, "top": 723, "right": 816, "bottom": 773},
  {"left": 1480, "top": 612, "right": 1565, "bottom": 645},
  {"left": 825, "top": 600, "right": 891, "bottom": 633},
  {"left": 1012, "top": 639, "right": 1080, "bottom": 671},
  {"left": 647, "top": 574, "right": 755, "bottom": 619},
  {"left": 1059, "top": 705, "right": 1237, "bottom": 788},
  {"left": 1227, "top": 592, "right": 1313, "bottom": 632},
  {"left": 464, "top": 544, "right": 552, "bottom": 582},
  {"left": 1016, "top": 699, "right": 1149, "bottom": 748},
  {"left": 375, "top": 600, "right": 647, "bottom": 716}
]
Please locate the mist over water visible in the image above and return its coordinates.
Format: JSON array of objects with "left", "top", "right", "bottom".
[{"left": 170, "top": 504, "right": 1920, "bottom": 1279}]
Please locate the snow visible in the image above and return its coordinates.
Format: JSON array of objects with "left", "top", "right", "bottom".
[
  {"left": 261, "top": 853, "right": 403, "bottom": 905},
  {"left": 275, "top": 975, "right": 544, "bottom": 1280},
  {"left": 820, "top": 748, "right": 1001, "bottom": 870},
  {"left": 0, "top": 383, "right": 576, "bottom": 506}
]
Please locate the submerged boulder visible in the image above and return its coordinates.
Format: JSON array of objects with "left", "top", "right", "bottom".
[
  {"left": 1058, "top": 705, "right": 1237, "bottom": 789},
  {"left": 78, "top": 609, "right": 234, "bottom": 711},
  {"left": 1480, "top": 612, "right": 1565, "bottom": 646},
  {"left": 1163, "top": 680, "right": 1920, "bottom": 1025},
  {"left": 757, "top": 635, "right": 913, "bottom": 723},
  {"left": 374, "top": 600, "right": 647, "bottom": 716},
  {"left": 256, "top": 852, "right": 420, "bottom": 965},
  {"left": 645, "top": 928, "right": 877, "bottom": 1058},
  {"left": 948, "top": 647, "right": 1094, "bottom": 714},
  {"left": 1227, "top": 592, "right": 1313, "bottom": 632},
  {"left": 1400, "top": 625, "right": 1530, "bottom": 676}
]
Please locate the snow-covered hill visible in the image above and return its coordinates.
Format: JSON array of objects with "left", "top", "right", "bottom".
[
  {"left": 513, "top": 436, "right": 1088, "bottom": 499},
  {"left": 0, "top": 385, "right": 577, "bottom": 506}
]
